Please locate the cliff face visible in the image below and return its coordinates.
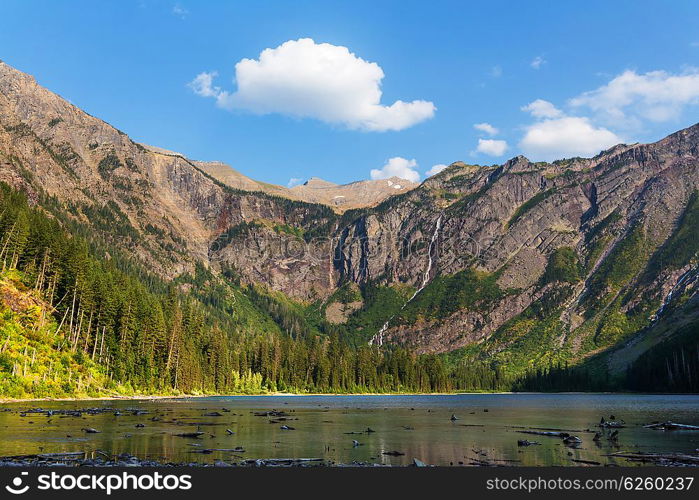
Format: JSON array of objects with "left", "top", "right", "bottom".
[
  {"left": 336, "top": 129, "right": 699, "bottom": 356},
  {"left": 0, "top": 61, "right": 336, "bottom": 299},
  {"left": 1, "top": 60, "right": 698, "bottom": 367}
]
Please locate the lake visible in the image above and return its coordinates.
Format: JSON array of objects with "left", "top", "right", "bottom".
[{"left": 1, "top": 393, "right": 698, "bottom": 466}]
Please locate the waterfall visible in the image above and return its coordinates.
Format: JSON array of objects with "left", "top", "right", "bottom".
[
  {"left": 369, "top": 215, "right": 443, "bottom": 346},
  {"left": 652, "top": 265, "right": 698, "bottom": 322}
]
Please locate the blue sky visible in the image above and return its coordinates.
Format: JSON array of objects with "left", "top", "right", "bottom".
[{"left": 2, "top": 0, "right": 698, "bottom": 185}]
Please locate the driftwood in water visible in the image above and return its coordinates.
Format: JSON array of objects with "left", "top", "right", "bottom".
[
  {"left": 253, "top": 411, "right": 290, "bottom": 417},
  {"left": 643, "top": 421, "right": 699, "bottom": 431},
  {"left": 571, "top": 458, "right": 601, "bottom": 466},
  {"left": 518, "top": 430, "right": 570, "bottom": 438},
  {"left": 598, "top": 420, "right": 625, "bottom": 428},
  {"left": 1, "top": 452, "right": 85, "bottom": 461},
  {"left": 191, "top": 447, "right": 245, "bottom": 454},
  {"left": 606, "top": 452, "right": 699, "bottom": 465},
  {"left": 382, "top": 450, "right": 405, "bottom": 456},
  {"left": 243, "top": 458, "right": 324, "bottom": 466},
  {"left": 174, "top": 431, "right": 204, "bottom": 438},
  {"left": 563, "top": 435, "right": 583, "bottom": 446}
]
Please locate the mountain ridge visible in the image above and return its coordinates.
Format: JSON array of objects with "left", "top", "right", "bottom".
[{"left": 1, "top": 59, "right": 698, "bottom": 388}]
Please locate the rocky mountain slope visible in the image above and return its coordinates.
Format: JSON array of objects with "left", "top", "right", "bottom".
[{"left": 1, "top": 60, "right": 697, "bottom": 382}]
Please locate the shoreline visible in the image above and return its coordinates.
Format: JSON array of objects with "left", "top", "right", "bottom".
[
  {"left": 2, "top": 390, "right": 693, "bottom": 404},
  {"left": 0, "top": 392, "right": 494, "bottom": 404}
]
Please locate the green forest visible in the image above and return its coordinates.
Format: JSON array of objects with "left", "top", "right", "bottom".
[
  {"left": 0, "top": 183, "right": 455, "bottom": 398},
  {"left": 0, "top": 182, "right": 697, "bottom": 399}
]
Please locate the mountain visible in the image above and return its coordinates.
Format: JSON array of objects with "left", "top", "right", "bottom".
[
  {"left": 196, "top": 159, "right": 418, "bottom": 211},
  {"left": 1, "top": 60, "right": 698, "bottom": 392}
]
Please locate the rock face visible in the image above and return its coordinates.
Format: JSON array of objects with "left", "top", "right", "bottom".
[
  {"left": 0, "top": 60, "right": 336, "bottom": 299},
  {"left": 1, "top": 60, "right": 698, "bottom": 364}
]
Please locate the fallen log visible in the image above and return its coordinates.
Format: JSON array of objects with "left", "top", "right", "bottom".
[
  {"left": 518, "top": 430, "right": 570, "bottom": 438},
  {"left": 643, "top": 421, "right": 699, "bottom": 431},
  {"left": 253, "top": 411, "right": 290, "bottom": 417},
  {"left": 174, "top": 431, "right": 204, "bottom": 438},
  {"left": 605, "top": 452, "right": 699, "bottom": 465},
  {"left": 598, "top": 421, "right": 625, "bottom": 428},
  {"left": 571, "top": 459, "right": 601, "bottom": 466},
  {"left": 564, "top": 435, "right": 583, "bottom": 445},
  {"left": 191, "top": 447, "right": 245, "bottom": 454}
]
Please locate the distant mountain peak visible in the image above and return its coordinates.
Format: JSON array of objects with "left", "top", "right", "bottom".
[{"left": 301, "top": 177, "right": 337, "bottom": 188}]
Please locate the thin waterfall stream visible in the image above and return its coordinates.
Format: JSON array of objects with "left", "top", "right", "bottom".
[{"left": 370, "top": 215, "right": 443, "bottom": 346}]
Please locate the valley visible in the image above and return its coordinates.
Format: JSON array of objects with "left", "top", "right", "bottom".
[{"left": 0, "top": 60, "right": 697, "bottom": 399}]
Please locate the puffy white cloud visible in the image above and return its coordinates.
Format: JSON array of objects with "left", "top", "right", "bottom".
[
  {"left": 189, "top": 38, "right": 435, "bottom": 131},
  {"left": 370, "top": 157, "right": 420, "bottom": 183},
  {"left": 516, "top": 68, "right": 699, "bottom": 161},
  {"left": 287, "top": 177, "right": 304, "bottom": 188},
  {"left": 519, "top": 116, "right": 621, "bottom": 160},
  {"left": 426, "top": 164, "right": 448, "bottom": 176},
  {"left": 521, "top": 99, "right": 563, "bottom": 119},
  {"left": 569, "top": 69, "right": 699, "bottom": 126},
  {"left": 475, "top": 139, "right": 508, "bottom": 156},
  {"left": 473, "top": 122, "right": 499, "bottom": 136},
  {"left": 530, "top": 56, "right": 546, "bottom": 69}
]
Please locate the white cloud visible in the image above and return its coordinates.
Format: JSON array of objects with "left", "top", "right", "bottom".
[
  {"left": 370, "top": 157, "right": 420, "bottom": 183},
  {"left": 519, "top": 116, "right": 621, "bottom": 160},
  {"left": 530, "top": 56, "right": 546, "bottom": 69},
  {"left": 490, "top": 65, "right": 503, "bottom": 78},
  {"left": 569, "top": 69, "right": 699, "bottom": 126},
  {"left": 473, "top": 122, "right": 499, "bottom": 136},
  {"left": 188, "top": 71, "right": 222, "bottom": 98},
  {"left": 426, "top": 164, "right": 448, "bottom": 176},
  {"left": 287, "top": 177, "right": 304, "bottom": 188},
  {"left": 172, "top": 3, "right": 188, "bottom": 18},
  {"left": 521, "top": 99, "right": 563, "bottom": 119},
  {"left": 516, "top": 68, "right": 699, "bottom": 161},
  {"left": 475, "top": 139, "right": 508, "bottom": 156},
  {"left": 189, "top": 38, "right": 435, "bottom": 131}
]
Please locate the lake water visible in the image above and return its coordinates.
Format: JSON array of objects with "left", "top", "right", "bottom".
[{"left": 1, "top": 394, "right": 698, "bottom": 466}]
